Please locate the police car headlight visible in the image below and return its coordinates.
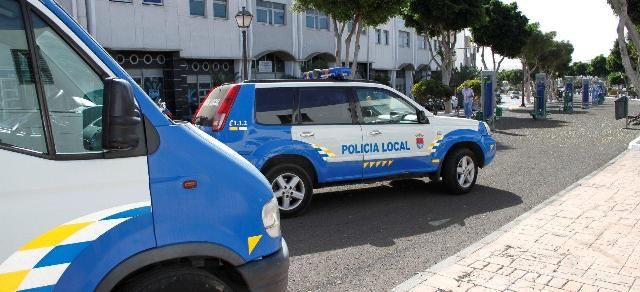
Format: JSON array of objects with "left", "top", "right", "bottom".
[{"left": 262, "top": 198, "right": 281, "bottom": 238}]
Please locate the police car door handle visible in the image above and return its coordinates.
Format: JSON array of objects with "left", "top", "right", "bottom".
[
  {"left": 369, "top": 130, "right": 382, "bottom": 136},
  {"left": 300, "top": 132, "right": 315, "bottom": 138}
]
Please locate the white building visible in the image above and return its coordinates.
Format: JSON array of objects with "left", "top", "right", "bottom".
[{"left": 57, "top": 0, "right": 476, "bottom": 119}]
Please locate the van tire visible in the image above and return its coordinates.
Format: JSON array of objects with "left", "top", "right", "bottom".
[
  {"left": 118, "top": 266, "right": 234, "bottom": 292},
  {"left": 265, "top": 164, "right": 313, "bottom": 218},
  {"left": 442, "top": 148, "right": 478, "bottom": 194}
]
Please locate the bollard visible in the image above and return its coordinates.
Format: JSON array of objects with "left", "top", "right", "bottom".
[
  {"left": 563, "top": 76, "right": 574, "bottom": 114},
  {"left": 530, "top": 73, "right": 548, "bottom": 119},
  {"left": 582, "top": 78, "right": 590, "bottom": 109}
]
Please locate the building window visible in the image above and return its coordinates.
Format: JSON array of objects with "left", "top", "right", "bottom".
[
  {"left": 190, "top": 0, "right": 205, "bottom": 17},
  {"left": 418, "top": 35, "right": 426, "bottom": 49},
  {"left": 375, "top": 29, "right": 381, "bottom": 44},
  {"left": 383, "top": 30, "right": 389, "bottom": 45},
  {"left": 142, "top": 0, "right": 163, "bottom": 5},
  {"left": 213, "top": 0, "right": 227, "bottom": 18},
  {"left": 399, "top": 31, "right": 410, "bottom": 48},
  {"left": 257, "top": 1, "right": 286, "bottom": 25},
  {"left": 110, "top": 0, "right": 133, "bottom": 3},
  {"left": 306, "top": 10, "right": 328, "bottom": 30}
]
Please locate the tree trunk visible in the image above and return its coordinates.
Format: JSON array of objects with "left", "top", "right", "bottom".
[
  {"left": 612, "top": 0, "right": 640, "bottom": 97},
  {"left": 491, "top": 50, "right": 496, "bottom": 71},
  {"left": 333, "top": 19, "right": 346, "bottom": 66},
  {"left": 441, "top": 30, "right": 456, "bottom": 86},
  {"left": 496, "top": 56, "right": 505, "bottom": 73},
  {"left": 350, "top": 16, "right": 362, "bottom": 77},
  {"left": 617, "top": 18, "right": 640, "bottom": 97},
  {"left": 344, "top": 16, "right": 359, "bottom": 71},
  {"left": 481, "top": 47, "right": 488, "bottom": 70},
  {"left": 426, "top": 36, "right": 442, "bottom": 68}
]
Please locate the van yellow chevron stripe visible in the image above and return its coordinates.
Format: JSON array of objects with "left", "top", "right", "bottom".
[
  {"left": 0, "top": 202, "right": 151, "bottom": 292},
  {"left": 363, "top": 160, "right": 394, "bottom": 168}
]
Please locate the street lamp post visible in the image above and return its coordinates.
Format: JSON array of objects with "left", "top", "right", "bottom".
[{"left": 235, "top": 6, "right": 253, "bottom": 81}]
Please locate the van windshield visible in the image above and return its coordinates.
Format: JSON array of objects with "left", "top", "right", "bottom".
[{"left": 194, "top": 85, "right": 232, "bottom": 126}]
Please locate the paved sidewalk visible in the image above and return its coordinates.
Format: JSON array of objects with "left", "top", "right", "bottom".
[{"left": 394, "top": 150, "right": 640, "bottom": 292}]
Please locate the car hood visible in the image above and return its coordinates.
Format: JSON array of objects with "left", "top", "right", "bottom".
[{"left": 429, "top": 115, "right": 480, "bottom": 130}]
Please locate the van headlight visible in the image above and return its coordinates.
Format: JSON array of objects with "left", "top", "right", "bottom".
[{"left": 262, "top": 198, "right": 281, "bottom": 238}]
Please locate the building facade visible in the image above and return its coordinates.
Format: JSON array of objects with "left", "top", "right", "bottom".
[{"left": 58, "top": 0, "right": 476, "bottom": 120}]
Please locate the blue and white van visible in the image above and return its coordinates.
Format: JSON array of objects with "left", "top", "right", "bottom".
[
  {"left": 0, "top": 1, "right": 287, "bottom": 291},
  {"left": 194, "top": 79, "right": 497, "bottom": 217}
]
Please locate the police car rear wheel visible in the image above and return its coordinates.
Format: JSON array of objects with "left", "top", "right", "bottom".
[
  {"left": 119, "top": 266, "right": 234, "bottom": 292},
  {"left": 266, "top": 165, "right": 313, "bottom": 217},
  {"left": 442, "top": 148, "right": 478, "bottom": 194}
]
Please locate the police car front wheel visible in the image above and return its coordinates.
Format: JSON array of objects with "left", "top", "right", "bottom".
[
  {"left": 266, "top": 164, "right": 313, "bottom": 217},
  {"left": 442, "top": 148, "right": 478, "bottom": 194}
]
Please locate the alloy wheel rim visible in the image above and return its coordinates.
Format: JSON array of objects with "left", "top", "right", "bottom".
[
  {"left": 456, "top": 156, "right": 475, "bottom": 188},
  {"left": 271, "top": 173, "right": 305, "bottom": 211}
]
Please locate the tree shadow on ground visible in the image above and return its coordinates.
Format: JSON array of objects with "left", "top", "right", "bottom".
[
  {"left": 282, "top": 180, "right": 521, "bottom": 256},
  {"left": 493, "top": 116, "right": 569, "bottom": 131}
]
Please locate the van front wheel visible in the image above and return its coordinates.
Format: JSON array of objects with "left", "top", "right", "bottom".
[
  {"left": 265, "top": 164, "right": 313, "bottom": 218},
  {"left": 118, "top": 266, "right": 234, "bottom": 292}
]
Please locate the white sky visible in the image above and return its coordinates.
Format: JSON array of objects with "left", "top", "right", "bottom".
[{"left": 496, "top": 0, "right": 619, "bottom": 70}]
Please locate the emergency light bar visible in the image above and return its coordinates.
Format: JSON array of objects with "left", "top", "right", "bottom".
[{"left": 302, "top": 67, "right": 352, "bottom": 80}]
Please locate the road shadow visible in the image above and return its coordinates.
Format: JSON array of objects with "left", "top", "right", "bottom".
[
  {"left": 281, "top": 180, "right": 522, "bottom": 256},
  {"left": 494, "top": 116, "right": 569, "bottom": 131},
  {"left": 495, "top": 141, "right": 517, "bottom": 151},
  {"left": 493, "top": 129, "right": 526, "bottom": 137}
]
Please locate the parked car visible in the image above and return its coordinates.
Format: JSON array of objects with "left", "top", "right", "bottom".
[
  {"left": 511, "top": 91, "right": 522, "bottom": 99},
  {"left": 194, "top": 80, "right": 497, "bottom": 217}
]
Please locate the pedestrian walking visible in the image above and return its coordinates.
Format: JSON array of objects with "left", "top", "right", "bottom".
[
  {"left": 462, "top": 85, "right": 474, "bottom": 119},
  {"left": 456, "top": 90, "right": 464, "bottom": 117}
]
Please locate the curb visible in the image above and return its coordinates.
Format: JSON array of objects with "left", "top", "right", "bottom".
[
  {"left": 392, "top": 148, "right": 632, "bottom": 292},
  {"left": 629, "top": 135, "right": 640, "bottom": 150}
]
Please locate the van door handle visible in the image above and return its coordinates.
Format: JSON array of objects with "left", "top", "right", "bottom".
[
  {"left": 299, "top": 132, "right": 315, "bottom": 137},
  {"left": 369, "top": 130, "right": 382, "bottom": 136}
]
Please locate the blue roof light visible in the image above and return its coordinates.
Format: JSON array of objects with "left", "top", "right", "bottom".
[{"left": 302, "top": 67, "right": 352, "bottom": 80}]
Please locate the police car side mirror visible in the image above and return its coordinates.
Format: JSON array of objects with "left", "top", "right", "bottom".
[
  {"left": 418, "top": 110, "right": 429, "bottom": 124},
  {"left": 102, "top": 78, "right": 142, "bottom": 151}
]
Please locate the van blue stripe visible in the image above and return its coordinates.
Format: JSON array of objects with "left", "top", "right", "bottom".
[
  {"left": 101, "top": 206, "right": 151, "bottom": 220},
  {"left": 34, "top": 242, "right": 91, "bottom": 268},
  {"left": 18, "top": 285, "right": 54, "bottom": 292}
]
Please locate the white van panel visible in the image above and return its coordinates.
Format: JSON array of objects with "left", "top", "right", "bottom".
[{"left": 0, "top": 150, "right": 150, "bottom": 262}]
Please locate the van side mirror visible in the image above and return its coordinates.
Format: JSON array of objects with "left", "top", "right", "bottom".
[
  {"left": 418, "top": 110, "right": 429, "bottom": 124},
  {"left": 102, "top": 78, "right": 142, "bottom": 151}
]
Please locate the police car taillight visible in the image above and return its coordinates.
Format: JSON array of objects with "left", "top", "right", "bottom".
[{"left": 212, "top": 84, "right": 241, "bottom": 131}]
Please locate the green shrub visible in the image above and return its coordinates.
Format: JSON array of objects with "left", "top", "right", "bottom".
[
  {"left": 412, "top": 79, "right": 453, "bottom": 104},
  {"left": 456, "top": 79, "right": 481, "bottom": 95}
]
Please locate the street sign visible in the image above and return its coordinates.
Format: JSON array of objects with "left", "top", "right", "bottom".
[{"left": 258, "top": 61, "right": 273, "bottom": 73}]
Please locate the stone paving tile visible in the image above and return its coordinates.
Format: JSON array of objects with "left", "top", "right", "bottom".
[{"left": 394, "top": 151, "right": 640, "bottom": 292}]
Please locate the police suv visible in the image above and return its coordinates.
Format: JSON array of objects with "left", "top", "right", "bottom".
[{"left": 195, "top": 71, "right": 497, "bottom": 217}]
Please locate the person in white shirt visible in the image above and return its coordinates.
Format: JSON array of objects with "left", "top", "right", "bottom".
[{"left": 462, "top": 85, "right": 475, "bottom": 119}]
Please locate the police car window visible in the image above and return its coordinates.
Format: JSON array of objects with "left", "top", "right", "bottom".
[
  {"left": 31, "top": 13, "right": 105, "bottom": 154},
  {"left": 0, "top": 0, "right": 47, "bottom": 153},
  {"left": 355, "top": 88, "right": 418, "bottom": 124},
  {"left": 255, "top": 87, "right": 294, "bottom": 125},
  {"left": 298, "top": 88, "right": 352, "bottom": 125}
]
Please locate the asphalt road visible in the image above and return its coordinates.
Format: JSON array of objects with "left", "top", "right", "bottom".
[{"left": 282, "top": 99, "right": 640, "bottom": 292}]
